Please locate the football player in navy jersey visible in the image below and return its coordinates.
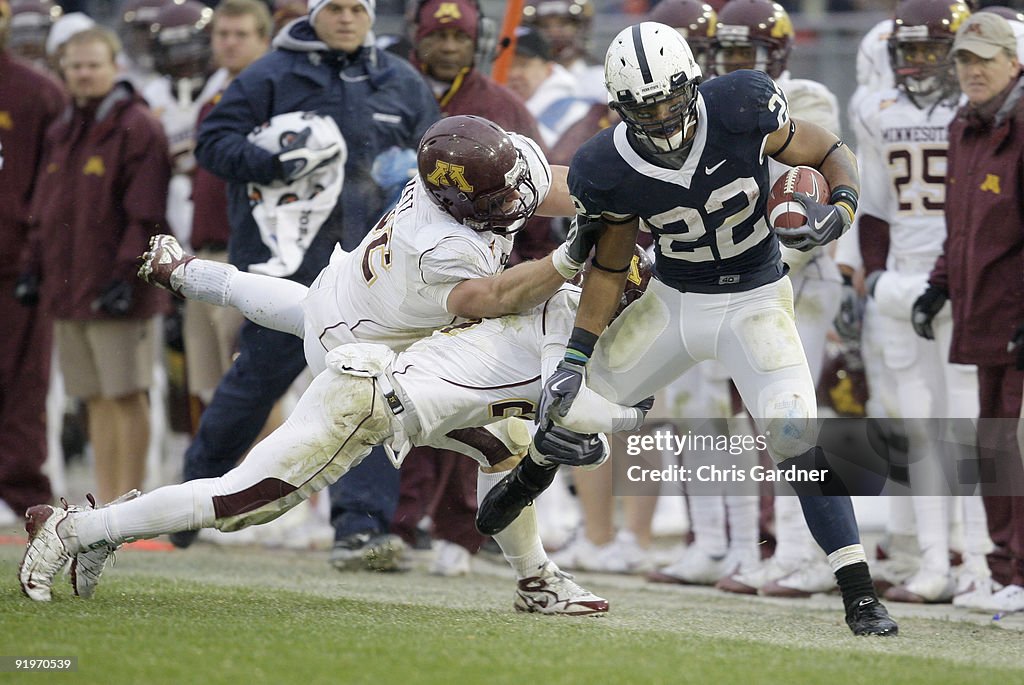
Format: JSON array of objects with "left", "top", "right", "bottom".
[{"left": 478, "top": 21, "right": 899, "bottom": 636}]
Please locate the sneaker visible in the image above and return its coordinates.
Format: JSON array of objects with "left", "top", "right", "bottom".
[
  {"left": 476, "top": 459, "right": 557, "bottom": 537},
  {"left": 845, "top": 596, "right": 899, "bottom": 636},
  {"left": 138, "top": 234, "right": 195, "bottom": 297},
  {"left": 19, "top": 500, "right": 82, "bottom": 602},
  {"left": 430, "top": 540, "right": 471, "bottom": 577},
  {"left": 883, "top": 568, "right": 955, "bottom": 604},
  {"left": 70, "top": 490, "right": 140, "bottom": 599},
  {"left": 550, "top": 533, "right": 602, "bottom": 571},
  {"left": 647, "top": 546, "right": 732, "bottom": 586},
  {"left": 981, "top": 584, "right": 1024, "bottom": 613},
  {"left": 514, "top": 562, "right": 609, "bottom": 616},
  {"left": 329, "top": 532, "right": 406, "bottom": 572},
  {"left": 717, "top": 556, "right": 796, "bottom": 595},
  {"left": 761, "top": 561, "right": 836, "bottom": 598},
  {"left": 953, "top": 576, "right": 1002, "bottom": 610}
]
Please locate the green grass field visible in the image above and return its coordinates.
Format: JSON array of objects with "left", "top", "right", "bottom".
[{"left": 2, "top": 538, "right": 1022, "bottom": 685}]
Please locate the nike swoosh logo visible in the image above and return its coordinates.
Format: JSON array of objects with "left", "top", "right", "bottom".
[
  {"left": 705, "top": 160, "right": 726, "bottom": 175},
  {"left": 813, "top": 215, "right": 831, "bottom": 230},
  {"left": 858, "top": 597, "right": 875, "bottom": 607},
  {"left": 550, "top": 377, "right": 573, "bottom": 394}
]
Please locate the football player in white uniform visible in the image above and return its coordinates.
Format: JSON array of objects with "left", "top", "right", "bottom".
[
  {"left": 17, "top": 259, "right": 652, "bottom": 612},
  {"left": 478, "top": 22, "right": 898, "bottom": 636},
  {"left": 854, "top": 0, "right": 992, "bottom": 605},
  {"left": 19, "top": 116, "right": 614, "bottom": 614}
]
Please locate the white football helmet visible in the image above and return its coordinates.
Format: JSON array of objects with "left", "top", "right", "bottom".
[{"left": 605, "top": 22, "right": 702, "bottom": 159}]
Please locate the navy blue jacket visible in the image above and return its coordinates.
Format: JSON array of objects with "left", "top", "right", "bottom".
[{"left": 196, "top": 19, "right": 440, "bottom": 285}]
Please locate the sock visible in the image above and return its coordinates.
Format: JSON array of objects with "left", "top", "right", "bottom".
[
  {"left": 773, "top": 492, "right": 816, "bottom": 567},
  {"left": 912, "top": 496, "right": 950, "bottom": 573},
  {"left": 834, "top": 559, "right": 877, "bottom": 612},
  {"left": 179, "top": 258, "right": 237, "bottom": 306},
  {"left": 478, "top": 468, "right": 548, "bottom": 578},
  {"left": 724, "top": 494, "right": 758, "bottom": 562},
  {"left": 689, "top": 496, "right": 727, "bottom": 558},
  {"left": 72, "top": 481, "right": 217, "bottom": 551}
]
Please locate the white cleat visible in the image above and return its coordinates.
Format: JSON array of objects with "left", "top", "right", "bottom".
[
  {"left": 430, "top": 540, "right": 472, "bottom": 577},
  {"left": 138, "top": 234, "right": 195, "bottom": 297},
  {"left": 884, "top": 568, "right": 956, "bottom": 604},
  {"left": 953, "top": 576, "right": 1002, "bottom": 611},
  {"left": 19, "top": 501, "right": 82, "bottom": 602},
  {"left": 648, "top": 547, "right": 733, "bottom": 586},
  {"left": 70, "top": 490, "right": 141, "bottom": 599},
  {"left": 514, "top": 562, "right": 609, "bottom": 616},
  {"left": 760, "top": 560, "right": 837, "bottom": 598},
  {"left": 717, "top": 556, "right": 796, "bottom": 595}
]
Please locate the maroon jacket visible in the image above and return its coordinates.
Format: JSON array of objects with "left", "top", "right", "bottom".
[
  {"left": 189, "top": 94, "right": 230, "bottom": 251},
  {"left": 432, "top": 67, "right": 557, "bottom": 262},
  {"left": 930, "top": 75, "right": 1024, "bottom": 366},
  {"left": 24, "top": 83, "right": 172, "bottom": 320},
  {"left": 0, "top": 53, "right": 65, "bottom": 278}
]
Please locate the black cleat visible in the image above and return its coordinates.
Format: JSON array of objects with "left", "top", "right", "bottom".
[
  {"left": 476, "top": 459, "right": 557, "bottom": 536},
  {"left": 846, "top": 596, "right": 899, "bottom": 636},
  {"left": 169, "top": 529, "right": 199, "bottom": 549}
]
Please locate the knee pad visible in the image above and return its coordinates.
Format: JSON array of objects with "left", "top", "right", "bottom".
[{"left": 763, "top": 394, "right": 817, "bottom": 462}]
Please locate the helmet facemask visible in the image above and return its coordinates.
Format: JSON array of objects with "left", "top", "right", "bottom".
[
  {"left": 612, "top": 71, "right": 701, "bottom": 158},
  {"left": 889, "top": 34, "right": 956, "bottom": 106},
  {"left": 463, "top": 149, "right": 538, "bottom": 236}
]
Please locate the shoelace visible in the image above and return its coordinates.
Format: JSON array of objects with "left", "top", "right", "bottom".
[{"left": 80, "top": 490, "right": 143, "bottom": 567}]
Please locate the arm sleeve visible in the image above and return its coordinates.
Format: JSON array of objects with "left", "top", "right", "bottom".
[
  {"left": 195, "top": 75, "right": 280, "bottom": 185},
  {"left": 418, "top": 235, "right": 496, "bottom": 309}
]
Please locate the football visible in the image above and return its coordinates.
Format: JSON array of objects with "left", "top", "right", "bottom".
[{"left": 767, "top": 166, "right": 830, "bottom": 230}]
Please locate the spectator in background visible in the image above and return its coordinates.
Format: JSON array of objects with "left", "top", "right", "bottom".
[
  {"left": 181, "top": 0, "right": 439, "bottom": 563},
  {"left": 185, "top": 0, "right": 270, "bottom": 411},
  {"left": 0, "top": 0, "right": 64, "bottom": 524},
  {"left": 18, "top": 27, "right": 171, "bottom": 504},
  {"left": 521, "top": 0, "right": 604, "bottom": 102},
  {"left": 143, "top": 0, "right": 217, "bottom": 246},
  {"left": 43, "top": 11, "right": 93, "bottom": 74},
  {"left": 506, "top": 26, "right": 590, "bottom": 148},
  {"left": 916, "top": 11, "right": 1024, "bottom": 613}
]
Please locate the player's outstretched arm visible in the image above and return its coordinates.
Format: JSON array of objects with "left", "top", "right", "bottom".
[{"left": 535, "top": 165, "right": 575, "bottom": 217}]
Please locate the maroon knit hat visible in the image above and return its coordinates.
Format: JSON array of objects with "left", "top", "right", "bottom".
[{"left": 415, "top": 0, "right": 479, "bottom": 43}]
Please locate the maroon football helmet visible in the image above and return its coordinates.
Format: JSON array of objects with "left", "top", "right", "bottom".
[
  {"left": 417, "top": 115, "right": 539, "bottom": 236},
  {"left": 572, "top": 244, "right": 652, "bottom": 320},
  {"left": 979, "top": 6, "right": 1024, "bottom": 24},
  {"left": 118, "top": 0, "right": 170, "bottom": 68},
  {"left": 646, "top": 0, "right": 718, "bottom": 75},
  {"left": 712, "top": 0, "right": 792, "bottom": 79},
  {"left": 8, "top": 0, "right": 61, "bottom": 63},
  {"left": 888, "top": 0, "right": 969, "bottom": 105},
  {"left": 151, "top": 0, "right": 213, "bottom": 81}
]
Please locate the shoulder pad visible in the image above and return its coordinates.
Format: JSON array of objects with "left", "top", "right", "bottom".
[
  {"left": 567, "top": 128, "right": 622, "bottom": 217},
  {"left": 703, "top": 70, "right": 789, "bottom": 136}
]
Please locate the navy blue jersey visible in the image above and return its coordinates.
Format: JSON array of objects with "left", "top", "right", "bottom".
[{"left": 569, "top": 70, "right": 789, "bottom": 293}]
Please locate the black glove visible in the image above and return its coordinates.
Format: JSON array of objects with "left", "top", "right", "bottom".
[
  {"left": 275, "top": 127, "right": 341, "bottom": 183},
  {"left": 834, "top": 279, "right": 863, "bottom": 342},
  {"left": 92, "top": 280, "right": 134, "bottom": 317},
  {"left": 538, "top": 358, "right": 585, "bottom": 424},
  {"left": 14, "top": 272, "right": 40, "bottom": 306},
  {"left": 775, "top": 192, "right": 852, "bottom": 252},
  {"left": 164, "top": 300, "right": 185, "bottom": 353},
  {"left": 911, "top": 285, "right": 948, "bottom": 340},
  {"left": 565, "top": 215, "right": 606, "bottom": 265},
  {"left": 534, "top": 423, "right": 606, "bottom": 468},
  {"left": 1008, "top": 323, "right": 1024, "bottom": 370}
]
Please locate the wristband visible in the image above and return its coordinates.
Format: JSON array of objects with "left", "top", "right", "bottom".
[
  {"left": 551, "top": 242, "right": 584, "bottom": 279},
  {"left": 565, "top": 326, "right": 598, "bottom": 365}
]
